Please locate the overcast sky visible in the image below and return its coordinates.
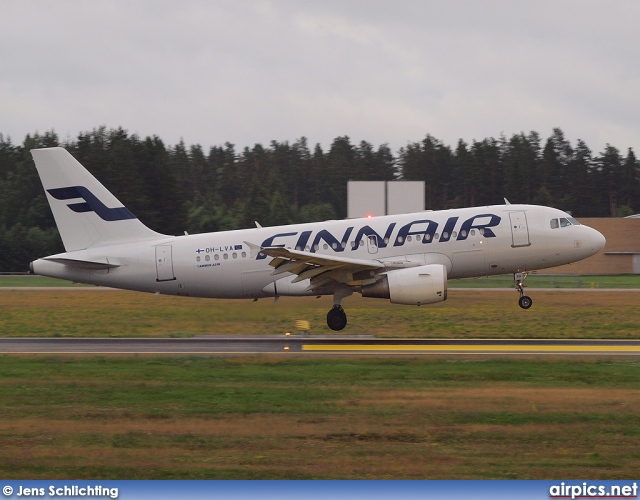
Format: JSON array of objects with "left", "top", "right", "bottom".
[{"left": 2, "top": 1, "right": 639, "bottom": 155}]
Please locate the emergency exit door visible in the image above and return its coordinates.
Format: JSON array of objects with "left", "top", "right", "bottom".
[
  {"left": 155, "top": 245, "right": 176, "bottom": 281},
  {"left": 509, "top": 211, "right": 531, "bottom": 247},
  {"left": 366, "top": 235, "right": 379, "bottom": 254}
]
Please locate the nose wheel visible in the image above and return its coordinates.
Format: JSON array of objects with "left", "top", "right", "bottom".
[
  {"left": 327, "top": 305, "right": 347, "bottom": 331},
  {"left": 515, "top": 272, "right": 533, "bottom": 309},
  {"left": 518, "top": 295, "right": 533, "bottom": 309}
]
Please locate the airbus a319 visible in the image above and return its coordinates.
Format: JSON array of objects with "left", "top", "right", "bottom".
[{"left": 30, "top": 147, "right": 606, "bottom": 331}]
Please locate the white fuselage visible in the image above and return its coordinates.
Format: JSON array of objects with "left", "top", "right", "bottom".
[{"left": 32, "top": 204, "right": 605, "bottom": 300}]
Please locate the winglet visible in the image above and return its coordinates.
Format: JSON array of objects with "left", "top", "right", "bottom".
[{"left": 243, "top": 241, "right": 262, "bottom": 258}]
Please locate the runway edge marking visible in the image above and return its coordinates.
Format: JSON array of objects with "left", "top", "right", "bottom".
[{"left": 302, "top": 344, "right": 640, "bottom": 352}]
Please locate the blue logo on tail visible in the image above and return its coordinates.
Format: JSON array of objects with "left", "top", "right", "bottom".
[{"left": 47, "top": 186, "right": 136, "bottom": 222}]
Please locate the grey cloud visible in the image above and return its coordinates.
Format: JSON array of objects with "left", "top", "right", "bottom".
[{"left": 1, "top": 0, "right": 639, "bottom": 154}]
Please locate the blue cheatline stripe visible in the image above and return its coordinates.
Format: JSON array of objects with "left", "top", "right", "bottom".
[{"left": 47, "top": 186, "right": 136, "bottom": 222}]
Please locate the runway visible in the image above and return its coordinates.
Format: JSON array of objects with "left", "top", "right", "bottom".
[{"left": 2, "top": 337, "right": 640, "bottom": 356}]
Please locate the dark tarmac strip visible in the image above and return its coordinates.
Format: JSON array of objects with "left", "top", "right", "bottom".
[{"left": 2, "top": 337, "right": 640, "bottom": 356}]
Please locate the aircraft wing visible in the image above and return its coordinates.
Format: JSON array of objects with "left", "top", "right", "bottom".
[{"left": 258, "top": 246, "right": 385, "bottom": 290}]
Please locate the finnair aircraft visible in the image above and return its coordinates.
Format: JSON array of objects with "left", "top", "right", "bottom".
[{"left": 30, "top": 147, "right": 606, "bottom": 331}]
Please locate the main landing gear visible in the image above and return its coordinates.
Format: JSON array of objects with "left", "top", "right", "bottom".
[
  {"left": 326, "top": 287, "right": 352, "bottom": 331},
  {"left": 514, "top": 272, "right": 533, "bottom": 309},
  {"left": 327, "top": 305, "right": 347, "bottom": 331}
]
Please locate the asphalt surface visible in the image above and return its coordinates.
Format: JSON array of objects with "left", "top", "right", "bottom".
[{"left": 2, "top": 337, "right": 640, "bottom": 356}]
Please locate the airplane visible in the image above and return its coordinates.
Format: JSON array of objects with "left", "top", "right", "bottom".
[{"left": 29, "top": 147, "right": 606, "bottom": 331}]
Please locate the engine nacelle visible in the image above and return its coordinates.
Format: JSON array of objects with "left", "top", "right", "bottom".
[{"left": 361, "top": 264, "right": 447, "bottom": 305}]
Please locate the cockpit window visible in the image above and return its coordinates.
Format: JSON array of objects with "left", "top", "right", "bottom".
[{"left": 551, "top": 217, "right": 580, "bottom": 229}]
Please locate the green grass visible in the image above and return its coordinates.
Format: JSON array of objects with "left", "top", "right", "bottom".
[
  {"left": 1, "top": 357, "right": 640, "bottom": 478},
  {"left": 2, "top": 274, "right": 640, "bottom": 288},
  {"left": 0, "top": 289, "right": 638, "bottom": 338},
  {"left": 0, "top": 275, "right": 90, "bottom": 287},
  {"left": 449, "top": 274, "right": 640, "bottom": 289}
]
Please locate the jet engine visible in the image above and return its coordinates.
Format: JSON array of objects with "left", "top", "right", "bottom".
[{"left": 361, "top": 264, "right": 447, "bottom": 306}]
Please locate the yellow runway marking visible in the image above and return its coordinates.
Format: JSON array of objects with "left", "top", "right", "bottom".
[{"left": 302, "top": 344, "right": 640, "bottom": 352}]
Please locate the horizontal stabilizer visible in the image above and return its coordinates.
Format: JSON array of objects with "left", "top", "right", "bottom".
[{"left": 43, "top": 257, "right": 120, "bottom": 270}]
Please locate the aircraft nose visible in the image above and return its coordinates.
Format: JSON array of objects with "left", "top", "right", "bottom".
[{"left": 590, "top": 228, "right": 606, "bottom": 254}]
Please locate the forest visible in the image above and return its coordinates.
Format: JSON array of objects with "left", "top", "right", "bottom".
[{"left": 0, "top": 126, "right": 638, "bottom": 271}]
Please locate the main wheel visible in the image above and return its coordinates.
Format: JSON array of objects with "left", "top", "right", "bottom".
[
  {"left": 518, "top": 295, "right": 533, "bottom": 309},
  {"left": 327, "top": 307, "right": 347, "bottom": 331}
]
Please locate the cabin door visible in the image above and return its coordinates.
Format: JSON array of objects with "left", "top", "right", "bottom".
[
  {"left": 155, "top": 245, "right": 176, "bottom": 281},
  {"left": 509, "top": 211, "right": 531, "bottom": 247}
]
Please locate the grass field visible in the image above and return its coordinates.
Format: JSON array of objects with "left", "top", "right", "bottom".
[
  {"left": 0, "top": 288, "right": 637, "bottom": 338},
  {"left": 2, "top": 274, "right": 640, "bottom": 288},
  {"left": 0, "top": 276, "right": 88, "bottom": 287},
  {"left": 1, "top": 356, "right": 639, "bottom": 479},
  {"left": 450, "top": 274, "right": 640, "bottom": 289},
  {"left": 1, "top": 287, "right": 638, "bottom": 479}
]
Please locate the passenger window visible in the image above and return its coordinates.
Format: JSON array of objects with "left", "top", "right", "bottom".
[
  {"left": 560, "top": 218, "right": 571, "bottom": 227},
  {"left": 550, "top": 219, "right": 559, "bottom": 229}
]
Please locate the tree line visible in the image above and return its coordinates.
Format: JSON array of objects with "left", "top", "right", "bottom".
[{"left": 0, "top": 126, "right": 638, "bottom": 271}]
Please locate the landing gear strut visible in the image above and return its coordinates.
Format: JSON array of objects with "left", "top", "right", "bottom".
[
  {"left": 514, "top": 272, "right": 533, "bottom": 309},
  {"left": 326, "top": 287, "right": 352, "bottom": 331}
]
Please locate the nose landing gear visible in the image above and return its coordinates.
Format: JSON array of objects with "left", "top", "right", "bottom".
[
  {"left": 514, "top": 272, "right": 533, "bottom": 309},
  {"left": 518, "top": 295, "right": 533, "bottom": 309}
]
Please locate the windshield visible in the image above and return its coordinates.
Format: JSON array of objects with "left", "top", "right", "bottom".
[{"left": 550, "top": 216, "right": 581, "bottom": 229}]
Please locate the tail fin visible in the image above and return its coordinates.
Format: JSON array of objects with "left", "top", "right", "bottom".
[{"left": 32, "top": 147, "right": 164, "bottom": 251}]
